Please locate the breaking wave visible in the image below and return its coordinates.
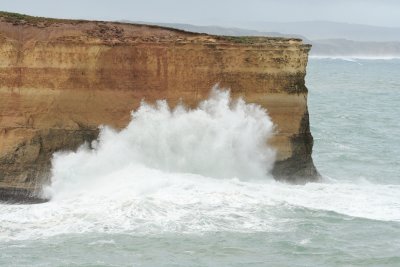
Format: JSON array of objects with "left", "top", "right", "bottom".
[
  {"left": 0, "top": 86, "right": 399, "bottom": 242},
  {"left": 46, "top": 87, "right": 276, "bottom": 200}
]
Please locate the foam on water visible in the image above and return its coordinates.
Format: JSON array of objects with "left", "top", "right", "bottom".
[
  {"left": 0, "top": 87, "right": 400, "bottom": 242},
  {"left": 310, "top": 55, "right": 400, "bottom": 60},
  {"left": 47, "top": 87, "right": 276, "bottom": 199}
]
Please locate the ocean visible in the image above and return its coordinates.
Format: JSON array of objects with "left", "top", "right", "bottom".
[{"left": 0, "top": 58, "right": 399, "bottom": 267}]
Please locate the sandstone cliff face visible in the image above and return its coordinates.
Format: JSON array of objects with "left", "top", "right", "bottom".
[{"left": 0, "top": 13, "right": 319, "bottom": 200}]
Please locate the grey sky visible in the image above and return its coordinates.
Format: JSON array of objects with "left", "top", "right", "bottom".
[{"left": 1, "top": 0, "right": 400, "bottom": 28}]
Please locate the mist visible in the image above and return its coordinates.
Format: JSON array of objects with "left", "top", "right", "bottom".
[{"left": 1, "top": 0, "right": 400, "bottom": 28}]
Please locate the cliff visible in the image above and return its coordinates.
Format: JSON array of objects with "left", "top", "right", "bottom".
[{"left": 0, "top": 12, "right": 319, "bottom": 202}]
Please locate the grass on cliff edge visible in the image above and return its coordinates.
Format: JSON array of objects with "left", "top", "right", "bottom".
[
  {"left": 0, "top": 11, "right": 87, "bottom": 26},
  {"left": 220, "top": 36, "right": 260, "bottom": 44},
  {"left": 0, "top": 11, "right": 301, "bottom": 44}
]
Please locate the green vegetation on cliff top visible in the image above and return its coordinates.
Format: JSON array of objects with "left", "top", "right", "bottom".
[
  {"left": 0, "top": 11, "right": 302, "bottom": 44},
  {"left": 0, "top": 11, "right": 86, "bottom": 25}
]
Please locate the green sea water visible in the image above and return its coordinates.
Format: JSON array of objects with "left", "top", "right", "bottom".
[{"left": 0, "top": 58, "right": 399, "bottom": 267}]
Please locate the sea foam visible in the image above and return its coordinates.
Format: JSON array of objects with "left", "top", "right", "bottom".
[
  {"left": 46, "top": 87, "right": 276, "bottom": 200},
  {"left": 1, "top": 86, "right": 399, "bottom": 242}
]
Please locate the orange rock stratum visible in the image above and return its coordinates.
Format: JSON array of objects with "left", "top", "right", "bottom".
[{"left": 0, "top": 12, "right": 319, "bottom": 201}]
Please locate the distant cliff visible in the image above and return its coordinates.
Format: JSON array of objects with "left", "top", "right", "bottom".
[
  {"left": 0, "top": 12, "right": 319, "bottom": 201},
  {"left": 310, "top": 39, "right": 400, "bottom": 57},
  {"left": 146, "top": 22, "right": 400, "bottom": 58}
]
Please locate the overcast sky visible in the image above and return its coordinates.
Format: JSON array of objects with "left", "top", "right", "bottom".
[{"left": 1, "top": 0, "right": 400, "bottom": 28}]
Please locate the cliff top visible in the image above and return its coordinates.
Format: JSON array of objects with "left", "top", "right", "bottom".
[{"left": 0, "top": 11, "right": 307, "bottom": 46}]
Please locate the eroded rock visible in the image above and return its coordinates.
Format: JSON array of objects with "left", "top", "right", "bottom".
[{"left": 0, "top": 12, "right": 319, "bottom": 201}]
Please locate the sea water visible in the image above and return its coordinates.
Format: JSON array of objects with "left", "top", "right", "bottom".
[{"left": 0, "top": 58, "right": 399, "bottom": 267}]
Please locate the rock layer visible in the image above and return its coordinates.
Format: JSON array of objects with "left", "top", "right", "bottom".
[{"left": 0, "top": 12, "right": 319, "bottom": 200}]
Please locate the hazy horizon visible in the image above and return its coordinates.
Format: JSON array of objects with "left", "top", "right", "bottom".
[{"left": 1, "top": 0, "right": 400, "bottom": 28}]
